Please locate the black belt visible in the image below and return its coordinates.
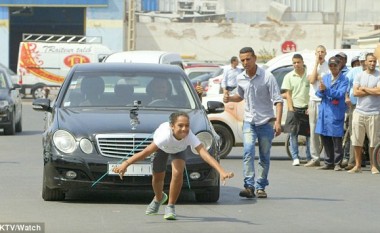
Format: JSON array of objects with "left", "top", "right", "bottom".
[{"left": 294, "top": 107, "right": 308, "bottom": 114}]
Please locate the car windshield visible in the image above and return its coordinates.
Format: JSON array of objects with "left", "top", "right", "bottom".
[
  {"left": 61, "top": 71, "right": 197, "bottom": 109},
  {"left": 0, "top": 71, "right": 7, "bottom": 89},
  {"left": 0, "top": 63, "right": 16, "bottom": 76}
]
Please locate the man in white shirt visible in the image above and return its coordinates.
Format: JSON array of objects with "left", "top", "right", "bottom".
[{"left": 304, "top": 45, "right": 330, "bottom": 167}]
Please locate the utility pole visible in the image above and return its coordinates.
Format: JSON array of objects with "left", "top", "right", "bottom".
[
  {"left": 340, "top": 0, "right": 347, "bottom": 48},
  {"left": 333, "top": 0, "right": 338, "bottom": 49},
  {"left": 127, "top": 0, "right": 136, "bottom": 51}
]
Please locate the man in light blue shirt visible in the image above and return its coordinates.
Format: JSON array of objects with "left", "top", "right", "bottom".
[
  {"left": 223, "top": 47, "right": 283, "bottom": 199},
  {"left": 222, "top": 56, "right": 243, "bottom": 94},
  {"left": 343, "top": 51, "right": 367, "bottom": 169}
]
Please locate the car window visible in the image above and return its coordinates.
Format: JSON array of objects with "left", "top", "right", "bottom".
[{"left": 61, "top": 72, "right": 196, "bottom": 109}]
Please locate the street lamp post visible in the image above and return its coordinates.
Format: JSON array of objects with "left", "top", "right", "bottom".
[
  {"left": 340, "top": 0, "right": 347, "bottom": 48},
  {"left": 333, "top": 0, "right": 338, "bottom": 49}
]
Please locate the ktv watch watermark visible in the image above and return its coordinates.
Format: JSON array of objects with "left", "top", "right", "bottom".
[{"left": 0, "top": 223, "right": 44, "bottom": 233}]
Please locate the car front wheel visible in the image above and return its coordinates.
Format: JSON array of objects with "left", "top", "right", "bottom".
[
  {"left": 4, "top": 111, "right": 16, "bottom": 135},
  {"left": 15, "top": 112, "right": 22, "bottom": 133},
  {"left": 213, "top": 124, "right": 234, "bottom": 159},
  {"left": 42, "top": 169, "right": 65, "bottom": 201}
]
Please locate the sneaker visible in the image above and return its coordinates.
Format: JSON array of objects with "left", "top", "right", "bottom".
[
  {"left": 145, "top": 192, "right": 168, "bottom": 215},
  {"left": 256, "top": 189, "right": 267, "bottom": 198},
  {"left": 164, "top": 205, "right": 176, "bottom": 220},
  {"left": 292, "top": 159, "right": 300, "bottom": 166},
  {"left": 304, "top": 159, "right": 320, "bottom": 167},
  {"left": 334, "top": 165, "right": 343, "bottom": 171},
  {"left": 239, "top": 187, "right": 255, "bottom": 198}
]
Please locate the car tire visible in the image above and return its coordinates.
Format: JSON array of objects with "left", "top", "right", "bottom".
[
  {"left": 32, "top": 85, "right": 46, "bottom": 99},
  {"left": 42, "top": 169, "right": 65, "bottom": 201},
  {"left": 15, "top": 113, "right": 22, "bottom": 133},
  {"left": 213, "top": 124, "right": 234, "bottom": 159},
  {"left": 42, "top": 185, "right": 65, "bottom": 201},
  {"left": 194, "top": 183, "right": 220, "bottom": 203},
  {"left": 4, "top": 111, "right": 16, "bottom": 135}
]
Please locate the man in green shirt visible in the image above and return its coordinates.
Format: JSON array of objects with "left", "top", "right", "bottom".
[{"left": 281, "top": 54, "right": 311, "bottom": 166}]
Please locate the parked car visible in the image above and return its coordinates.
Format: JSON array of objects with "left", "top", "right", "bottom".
[
  {"left": 190, "top": 68, "right": 223, "bottom": 95},
  {"left": 32, "top": 62, "right": 225, "bottom": 202},
  {"left": 184, "top": 63, "right": 222, "bottom": 80},
  {"left": 0, "top": 67, "right": 22, "bottom": 135}
]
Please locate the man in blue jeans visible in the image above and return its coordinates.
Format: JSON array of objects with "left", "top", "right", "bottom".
[{"left": 223, "top": 47, "right": 283, "bottom": 198}]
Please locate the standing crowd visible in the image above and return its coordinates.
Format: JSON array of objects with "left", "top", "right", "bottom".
[
  {"left": 223, "top": 45, "right": 380, "bottom": 200},
  {"left": 281, "top": 45, "right": 380, "bottom": 175}
]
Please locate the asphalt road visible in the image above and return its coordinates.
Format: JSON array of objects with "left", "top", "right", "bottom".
[{"left": 0, "top": 100, "right": 379, "bottom": 233}]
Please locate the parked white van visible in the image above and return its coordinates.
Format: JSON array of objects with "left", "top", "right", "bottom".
[
  {"left": 103, "top": 50, "right": 183, "bottom": 67},
  {"left": 17, "top": 34, "right": 112, "bottom": 99}
]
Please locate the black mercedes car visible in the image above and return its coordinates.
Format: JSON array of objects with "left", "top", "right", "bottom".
[
  {"left": 33, "top": 63, "right": 224, "bottom": 202},
  {"left": 0, "top": 67, "right": 22, "bottom": 135}
]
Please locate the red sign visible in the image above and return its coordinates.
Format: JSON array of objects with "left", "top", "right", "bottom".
[
  {"left": 281, "top": 41, "right": 297, "bottom": 53},
  {"left": 64, "top": 54, "right": 90, "bottom": 68}
]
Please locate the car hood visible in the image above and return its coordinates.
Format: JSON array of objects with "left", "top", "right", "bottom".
[{"left": 55, "top": 108, "right": 208, "bottom": 137}]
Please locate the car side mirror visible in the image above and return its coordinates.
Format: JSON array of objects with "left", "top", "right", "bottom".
[
  {"left": 12, "top": 84, "right": 21, "bottom": 89},
  {"left": 206, "top": 101, "right": 224, "bottom": 114},
  {"left": 32, "top": 98, "right": 52, "bottom": 112}
]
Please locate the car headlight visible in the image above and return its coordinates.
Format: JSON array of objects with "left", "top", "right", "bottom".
[
  {"left": 0, "top": 100, "right": 9, "bottom": 109},
  {"left": 80, "top": 138, "right": 93, "bottom": 154},
  {"left": 53, "top": 130, "right": 76, "bottom": 154},
  {"left": 191, "top": 131, "right": 213, "bottom": 154}
]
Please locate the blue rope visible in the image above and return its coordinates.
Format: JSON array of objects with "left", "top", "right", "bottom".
[{"left": 184, "top": 165, "right": 191, "bottom": 190}]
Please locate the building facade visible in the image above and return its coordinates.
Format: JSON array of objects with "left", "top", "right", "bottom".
[{"left": 0, "top": 0, "right": 380, "bottom": 71}]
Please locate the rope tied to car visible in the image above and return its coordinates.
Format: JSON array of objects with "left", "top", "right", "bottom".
[{"left": 91, "top": 134, "right": 192, "bottom": 190}]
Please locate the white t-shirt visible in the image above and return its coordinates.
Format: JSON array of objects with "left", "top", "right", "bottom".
[
  {"left": 308, "top": 60, "right": 329, "bottom": 101},
  {"left": 153, "top": 122, "right": 201, "bottom": 154}
]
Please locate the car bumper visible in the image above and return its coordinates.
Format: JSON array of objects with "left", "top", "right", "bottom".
[{"left": 44, "top": 149, "right": 220, "bottom": 192}]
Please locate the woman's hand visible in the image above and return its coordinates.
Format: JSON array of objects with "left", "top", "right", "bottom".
[
  {"left": 112, "top": 160, "right": 129, "bottom": 180},
  {"left": 221, "top": 171, "right": 234, "bottom": 185}
]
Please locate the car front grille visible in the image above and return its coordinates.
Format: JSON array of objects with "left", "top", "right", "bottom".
[{"left": 96, "top": 133, "right": 153, "bottom": 158}]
